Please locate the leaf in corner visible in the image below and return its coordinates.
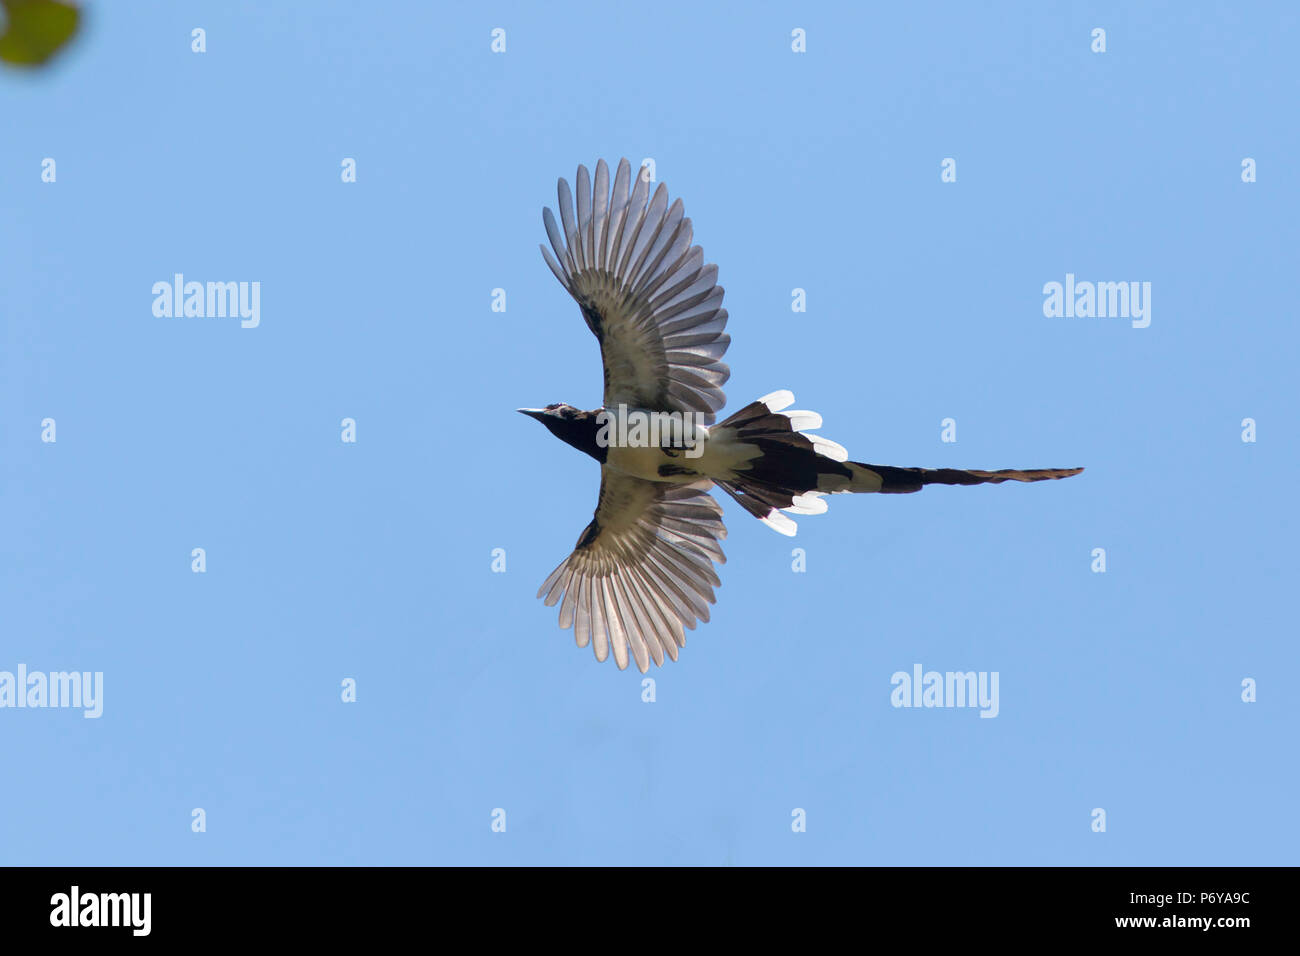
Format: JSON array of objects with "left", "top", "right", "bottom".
[{"left": 0, "top": 0, "right": 80, "bottom": 67}]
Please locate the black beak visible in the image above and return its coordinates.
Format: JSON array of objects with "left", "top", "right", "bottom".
[{"left": 517, "top": 408, "right": 546, "bottom": 420}]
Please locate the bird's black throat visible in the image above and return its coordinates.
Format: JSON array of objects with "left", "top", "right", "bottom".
[{"left": 539, "top": 410, "right": 607, "bottom": 463}]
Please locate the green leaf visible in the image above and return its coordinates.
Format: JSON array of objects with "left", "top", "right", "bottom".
[{"left": 0, "top": 0, "right": 80, "bottom": 67}]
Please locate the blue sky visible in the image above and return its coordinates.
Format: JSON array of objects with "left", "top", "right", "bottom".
[{"left": 2, "top": 1, "right": 1296, "bottom": 865}]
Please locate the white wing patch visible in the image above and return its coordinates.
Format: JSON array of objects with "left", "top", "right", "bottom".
[
  {"left": 787, "top": 492, "right": 829, "bottom": 515},
  {"left": 759, "top": 509, "right": 799, "bottom": 537},
  {"left": 758, "top": 389, "right": 795, "bottom": 412}
]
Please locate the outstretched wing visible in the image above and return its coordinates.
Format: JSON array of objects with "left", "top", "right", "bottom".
[
  {"left": 540, "top": 158, "right": 731, "bottom": 424},
  {"left": 537, "top": 468, "right": 728, "bottom": 672}
]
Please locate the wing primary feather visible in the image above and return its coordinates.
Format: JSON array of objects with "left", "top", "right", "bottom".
[{"left": 575, "top": 164, "right": 592, "bottom": 270}]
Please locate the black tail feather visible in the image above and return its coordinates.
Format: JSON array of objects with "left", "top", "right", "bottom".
[
  {"left": 714, "top": 397, "right": 1083, "bottom": 530},
  {"left": 856, "top": 464, "right": 1085, "bottom": 495}
]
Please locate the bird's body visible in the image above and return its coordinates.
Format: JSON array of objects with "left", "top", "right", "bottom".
[
  {"left": 522, "top": 159, "right": 1083, "bottom": 672},
  {"left": 528, "top": 404, "right": 757, "bottom": 484},
  {"left": 607, "top": 443, "right": 702, "bottom": 483}
]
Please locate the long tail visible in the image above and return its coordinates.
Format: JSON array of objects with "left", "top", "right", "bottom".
[
  {"left": 844, "top": 463, "right": 1084, "bottom": 494},
  {"left": 710, "top": 391, "right": 1083, "bottom": 535}
]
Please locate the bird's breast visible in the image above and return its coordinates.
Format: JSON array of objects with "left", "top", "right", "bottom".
[{"left": 605, "top": 443, "right": 705, "bottom": 483}]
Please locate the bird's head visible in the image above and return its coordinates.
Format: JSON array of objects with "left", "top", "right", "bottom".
[
  {"left": 517, "top": 404, "right": 605, "bottom": 461},
  {"left": 517, "top": 402, "right": 582, "bottom": 424}
]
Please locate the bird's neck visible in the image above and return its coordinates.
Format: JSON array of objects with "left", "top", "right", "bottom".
[{"left": 549, "top": 413, "right": 606, "bottom": 463}]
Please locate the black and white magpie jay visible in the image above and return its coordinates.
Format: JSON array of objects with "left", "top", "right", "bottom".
[{"left": 521, "top": 158, "right": 1082, "bottom": 672}]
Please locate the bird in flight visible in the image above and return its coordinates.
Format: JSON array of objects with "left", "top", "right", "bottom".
[{"left": 521, "top": 158, "right": 1082, "bottom": 672}]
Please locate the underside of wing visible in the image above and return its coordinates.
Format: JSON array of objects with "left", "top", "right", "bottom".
[
  {"left": 537, "top": 469, "right": 727, "bottom": 672},
  {"left": 540, "top": 158, "right": 731, "bottom": 423}
]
